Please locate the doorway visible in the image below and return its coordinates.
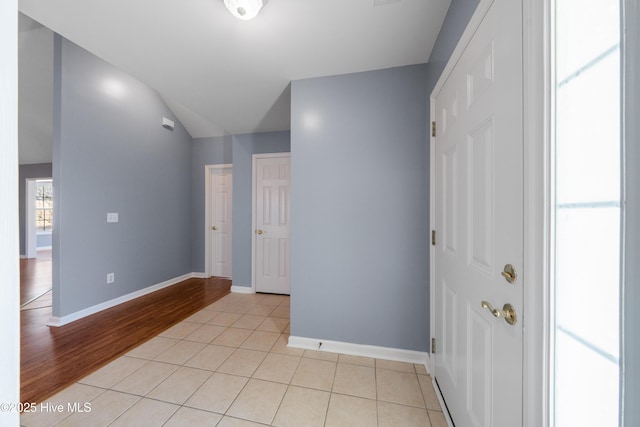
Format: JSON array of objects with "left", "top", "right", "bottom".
[
  {"left": 22, "top": 177, "right": 53, "bottom": 310},
  {"left": 205, "top": 164, "right": 233, "bottom": 278},
  {"left": 252, "top": 153, "right": 291, "bottom": 295}
]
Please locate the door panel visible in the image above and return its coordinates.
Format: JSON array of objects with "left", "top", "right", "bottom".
[
  {"left": 255, "top": 155, "right": 290, "bottom": 294},
  {"left": 442, "top": 281, "right": 458, "bottom": 384},
  {"left": 467, "top": 304, "right": 493, "bottom": 426},
  {"left": 433, "top": 0, "right": 523, "bottom": 425}
]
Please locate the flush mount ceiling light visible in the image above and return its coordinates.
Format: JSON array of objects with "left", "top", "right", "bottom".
[{"left": 223, "top": 0, "right": 266, "bottom": 20}]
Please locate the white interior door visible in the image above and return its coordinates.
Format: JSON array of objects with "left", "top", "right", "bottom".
[
  {"left": 254, "top": 154, "right": 290, "bottom": 294},
  {"left": 432, "top": 0, "right": 523, "bottom": 425},
  {"left": 210, "top": 167, "right": 232, "bottom": 277}
]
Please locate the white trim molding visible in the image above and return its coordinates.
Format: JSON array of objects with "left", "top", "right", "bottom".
[
  {"left": 288, "top": 336, "right": 430, "bottom": 369},
  {"left": 522, "top": 0, "right": 552, "bottom": 426},
  {"left": 231, "top": 285, "right": 254, "bottom": 294},
  {"left": 48, "top": 272, "right": 200, "bottom": 327},
  {"left": 0, "top": 0, "right": 20, "bottom": 420}
]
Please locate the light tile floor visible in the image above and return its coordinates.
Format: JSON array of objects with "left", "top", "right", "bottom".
[{"left": 20, "top": 293, "right": 447, "bottom": 427}]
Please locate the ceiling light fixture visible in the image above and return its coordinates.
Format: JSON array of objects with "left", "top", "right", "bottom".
[{"left": 223, "top": 0, "right": 266, "bottom": 20}]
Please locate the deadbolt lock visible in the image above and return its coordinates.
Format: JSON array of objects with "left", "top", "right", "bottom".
[{"left": 501, "top": 264, "right": 517, "bottom": 284}]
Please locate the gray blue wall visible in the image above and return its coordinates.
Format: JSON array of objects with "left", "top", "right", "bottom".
[
  {"left": 37, "top": 234, "right": 52, "bottom": 248},
  {"left": 52, "top": 35, "right": 192, "bottom": 317},
  {"left": 287, "top": 0, "right": 479, "bottom": 352},
  {"left": 290, "top": 65, "right": 429, "bottom": 351},
  {"left": 426, "top": 0, "right": 480, "bottom": 93},
  {"left": 190, "top": 132, "right": 290, "bottom": 278},
  {"left": 18, "top": 162, "right": 52, "bottom": 255},
  {"left": 191, "top": 135, "right": 233, "bottom": 272},
  {"left": 231, "top": 131, "right": 290, "bottom": 287}
]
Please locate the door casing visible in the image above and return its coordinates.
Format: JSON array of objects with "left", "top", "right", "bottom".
[{"left": 25, "top": 179, "right": 37, "bottom": 258}]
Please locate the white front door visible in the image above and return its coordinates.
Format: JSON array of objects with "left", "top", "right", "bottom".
[
  {"left": 254, "top": 154, "right": 290, "bottom": 294},
  {"left": 210, "top": 167, "right": 232, "bottom": 277},
  {"left": 432, "top": 0, "right": 523, "bottom": 425}
]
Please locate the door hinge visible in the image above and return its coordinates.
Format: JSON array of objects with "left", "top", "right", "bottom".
[
  {"left": 431, "top": 121, "right": 436, "bottom": 137},
  {"left": 431, "top": 230, "right": 436, "bottom": 246},
  {"left": 431, "top": 337, "right": 436, "bottom": 354}
]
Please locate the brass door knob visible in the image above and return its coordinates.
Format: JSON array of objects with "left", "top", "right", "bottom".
[
  {"left": 481, "top": 301, "right": 517, "bottom": 325},
  {"left": 211, "top": 226, "right": 217, "bottom": 231},
  {"left": 256, "top": 229, "right": 264, "bottom": 235}
]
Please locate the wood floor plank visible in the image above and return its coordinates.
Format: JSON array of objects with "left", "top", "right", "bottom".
[
  {"left": 20, "top": 274, "right": 230, "bottom": 404},
  {"left": 19, "top": 255, "right": 52, "bottom": 306}
]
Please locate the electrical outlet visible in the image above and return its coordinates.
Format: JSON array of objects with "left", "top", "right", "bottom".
[
  {"left": 107, "top": 273, "right": 115, "bottom": 284},
  {"left": 107, "top": 213, "right": 119, "bottom": 223}
]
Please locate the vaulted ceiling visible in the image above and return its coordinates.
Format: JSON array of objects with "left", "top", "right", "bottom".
[{"left": 18, "top": 0, "right": 450, "bottom": 162}]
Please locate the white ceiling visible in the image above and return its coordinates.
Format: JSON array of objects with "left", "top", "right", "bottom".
[{"left": 18, "top": 0, "right": 450, "bottom": 139}]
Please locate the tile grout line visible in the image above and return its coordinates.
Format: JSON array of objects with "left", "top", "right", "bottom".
[{"left": 24, "top": 295, "right": 436, "bottom": 427}]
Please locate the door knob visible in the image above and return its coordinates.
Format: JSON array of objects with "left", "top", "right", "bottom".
[
  {"left": 481, "top": 301, "right": 517, "bottom": 325},
  {"left": 211, "top": 226, "right": 217, "bottom": 231},
  {"left": 256, "top": 229, "right": 264, "bottom": 235},
  {"left": 501, "top": 264, "right": 517, "bottom": 284}
]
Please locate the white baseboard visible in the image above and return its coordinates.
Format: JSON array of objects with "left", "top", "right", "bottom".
[
  {"left": 48, "top": 272, "right": 198, "bottom": 327},
  {"left": 192, "top": 272, "right": 207, "bottom": 278},
  {"left": 20, "top": 254, "right": 26, "bottom": 259},
  {"left": 288, "top": 336, "right": 430, "bottom": 369},
  {"left": 231, "top": 285, "right": 254, "bottom": 294}
]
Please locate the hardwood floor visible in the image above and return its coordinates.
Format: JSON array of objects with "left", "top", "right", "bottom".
[
  {"left": 20, "top": 251, "right": 52, "bottom": 306},
  {"left": 20, "top": 272, "right": 230, "bottom": 404}
]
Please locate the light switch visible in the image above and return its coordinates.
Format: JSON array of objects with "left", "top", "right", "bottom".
[{"left": 107, "top": 212, "right": 119, "bottom": 223}]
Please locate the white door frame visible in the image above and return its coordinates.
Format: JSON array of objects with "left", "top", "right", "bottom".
[
  {"left": 0, "top": 0, "right": 20, "bottom": 419},
  {"left": 204, "top": 164, "right": 232, "bottom": 278},
  {"left": 429, "top": 0, "right": 551, "bottom": 425},
  {"left": 251, "top": 152, "right": 291, "bottom": 293},
  {"left": 25, "top": 178, "right": 38, "bottom": 258}
]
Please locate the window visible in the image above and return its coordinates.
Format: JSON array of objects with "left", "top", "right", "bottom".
[
  {"left": 35, "top": 180, "right": 53, "bottom": 233},
  {"left": 552, "top": 1, "right": 621, "bottom": 425}
]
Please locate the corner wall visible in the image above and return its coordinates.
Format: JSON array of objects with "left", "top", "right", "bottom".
[
  {"left": 191, "top": 135, "right": 233, "bottom": 273},
  {"left": 290, "top": 65, "right": 429, "bottom": 351},
  {"left": 231, "top": 131, "right": 290, "bottom": 288},
  {"left": 426, "top": 0, "right": 480, "bottom": 93},
  {"left": 52, "top": 35, "right": 192, "bottom": 317}
]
